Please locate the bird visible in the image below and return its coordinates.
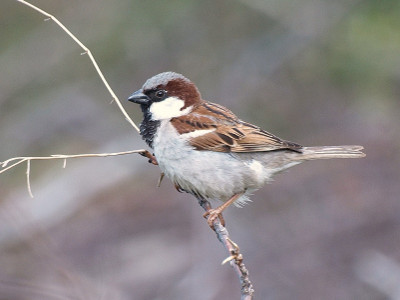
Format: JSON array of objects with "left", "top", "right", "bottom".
[{"left": 128, "top": 72, "right": 365, "bottom": 227}]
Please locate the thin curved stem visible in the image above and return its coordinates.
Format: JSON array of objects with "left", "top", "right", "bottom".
[{"left": 16, "top": 0, "right": 140, "bottom": 132}]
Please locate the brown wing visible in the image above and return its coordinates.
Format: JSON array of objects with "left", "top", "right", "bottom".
[{"left": 171, "top": 101, "right": 303, "bottom": 153}]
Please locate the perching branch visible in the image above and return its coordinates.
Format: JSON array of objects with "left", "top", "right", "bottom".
[
  {"left": 16, "top": 0, "right": 140, "bottom": 133},
  {"left": 199, "top": 199, "right": 254, "bottom": 299}
]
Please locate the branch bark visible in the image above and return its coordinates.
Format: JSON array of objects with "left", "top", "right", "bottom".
[{"left": 199, "top": 198, "right": 254, "bottom": 299}]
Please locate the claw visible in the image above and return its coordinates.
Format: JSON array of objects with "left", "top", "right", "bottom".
[
  {"left": 203, "top": 209, "right": 225, "bottom": 228},
  {"left": 139, "top": 150, "right": 158, "bottom": 165},
  {"left": 202, "top": 193, "right": 244, "bottom": 229}
]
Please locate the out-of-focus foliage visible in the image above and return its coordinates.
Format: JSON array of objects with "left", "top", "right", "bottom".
[{"left": 0, "top": 1, "right": 399, "bottom": 299}]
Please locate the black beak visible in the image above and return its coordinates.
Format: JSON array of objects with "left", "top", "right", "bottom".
[{"left": 128, "top": 90, "right": 150, "bottom": 105}]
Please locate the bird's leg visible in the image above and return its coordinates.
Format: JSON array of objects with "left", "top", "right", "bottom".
[
  {"left": 203, "top": 193, "right": 243, "bottom": 228},
  {"left": 139, "top": 150, "right": 158, "bottom": 165}
]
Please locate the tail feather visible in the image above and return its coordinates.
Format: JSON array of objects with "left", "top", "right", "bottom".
[{"left": 298, "top": 145, "right": 365, "bottom": 160}]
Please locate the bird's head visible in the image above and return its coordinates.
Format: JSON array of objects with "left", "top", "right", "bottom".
[{"left": 128, "top": 72, "right": 202, "bottom": 121}]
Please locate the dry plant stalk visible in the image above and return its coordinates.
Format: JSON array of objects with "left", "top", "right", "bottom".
[
  {"left": 2, "top": 1, "right": 255, "bottom": 298},
  {"left": 0, "top": 150, "right": 148, "bottom": 197},
  {"left": 16, "top": 0, "right": 140, "bottom": 133}
]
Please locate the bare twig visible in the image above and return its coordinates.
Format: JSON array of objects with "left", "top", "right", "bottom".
[
  {"left": 1, "top": 149, "right": 148, "bottom": 197},
  {"left": 26, "top": 159, "right": 33, "bottom": 198},
  {"left": 1, "top": 150, "right": 147, "bottom": 171},
  {"left": 199, "top": 199, "right": 254, "bottom": 299},
  {"left": 16, "top": 0, "right": 140, "bottom": 133}
]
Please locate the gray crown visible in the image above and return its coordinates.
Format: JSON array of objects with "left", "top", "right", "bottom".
[{"left": 142, "top": 72, "right": 190, "bottom": 91}]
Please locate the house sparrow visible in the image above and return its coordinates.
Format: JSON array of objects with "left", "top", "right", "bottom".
[{"left": 128, "top": 72, "right": 365, "bottom": 226}]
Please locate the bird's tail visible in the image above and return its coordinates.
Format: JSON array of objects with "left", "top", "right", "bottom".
[{"left": 296, "top": 145, "right": 365, "bottom": 161}]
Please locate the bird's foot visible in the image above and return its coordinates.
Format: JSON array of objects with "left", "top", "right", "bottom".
[
  {"left": 203, "top": 208, "right": 225, "bottom": 228},
  {"left": 139, "top": 150, "right": 158, "bottom": 165},
  {"left": 202, "top": 193, "right": 244, "bottom": 229}
]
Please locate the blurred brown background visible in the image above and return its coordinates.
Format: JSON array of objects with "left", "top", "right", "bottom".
[{"left": 1, "top": 0, "right": 399, "bottom": 299}]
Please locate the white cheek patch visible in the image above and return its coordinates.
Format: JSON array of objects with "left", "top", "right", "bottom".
[{"left": 150, "top": 97, "right": 192, "bottom": 120}]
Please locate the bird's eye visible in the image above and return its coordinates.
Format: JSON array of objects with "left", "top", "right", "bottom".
[{"left": 155, "top": 90, "right": 165, "bottom": 98}]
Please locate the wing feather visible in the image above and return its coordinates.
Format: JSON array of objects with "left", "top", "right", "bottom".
[{"left": 171, "top": 102, "right": 303, "bottom": 153}]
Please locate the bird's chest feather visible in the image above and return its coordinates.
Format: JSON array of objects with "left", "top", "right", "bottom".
[
  {"left": 151, "top": 121, "right": 261, "bottom": 202},
  {"left": 152, "top": 121, "right": 193, "bottom": 165}
]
